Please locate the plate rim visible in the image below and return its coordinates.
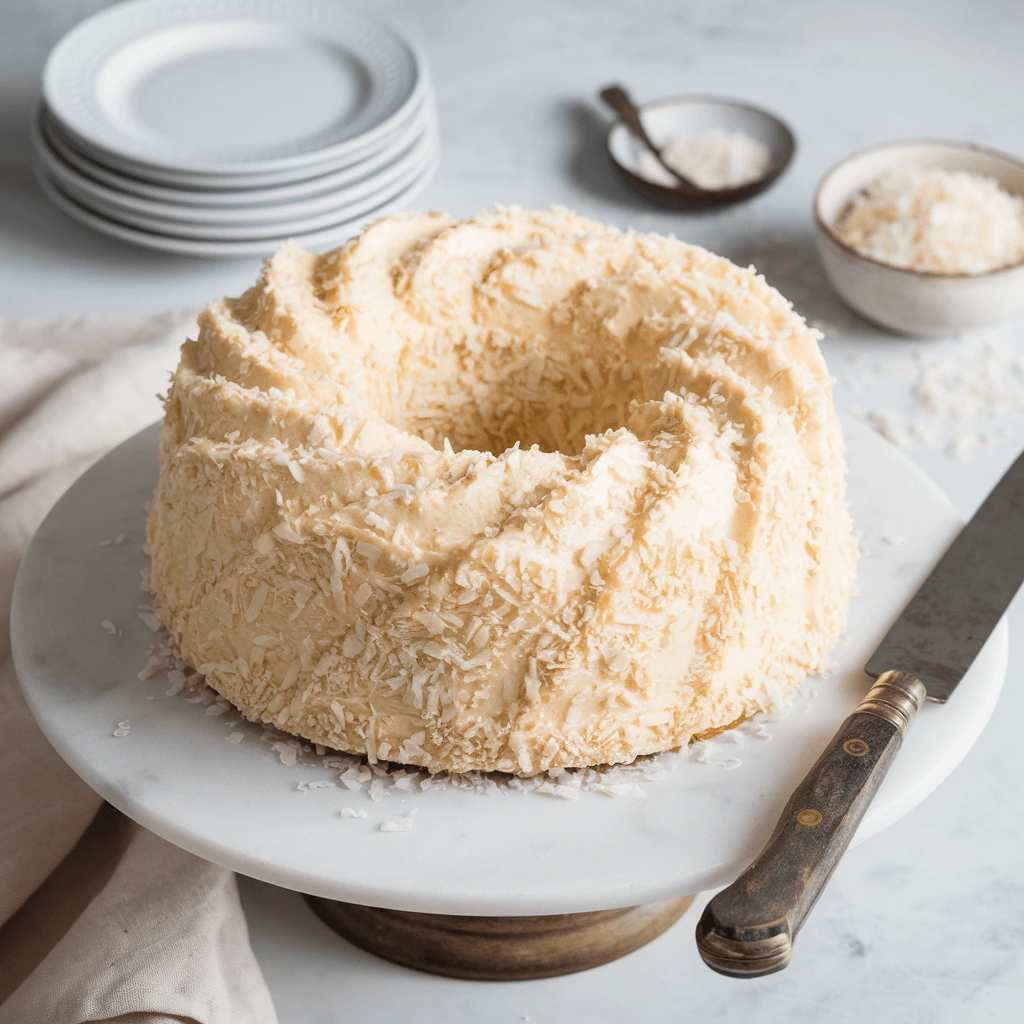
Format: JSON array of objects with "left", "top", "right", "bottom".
[
  {"left": 37, "top": 95, "right": 435, "bottom": 200},
  {"left": 41, "top": 86, "right": 434, "bottom": 190},
  {"left": 34, "top": 150, "right": 439, "bottom": 258},
  {"left": 36, "top": 126, "right": 438, "bottom": 233},
  {"left": 43, "top": 0, "right": 430, "bottom": 175}
]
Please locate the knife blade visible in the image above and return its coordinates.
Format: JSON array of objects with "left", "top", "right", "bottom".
[
  {"left": 866, "top": 447, "right": 1024, "bottom": 700},
  {"left": 696, "top": 447, "right": 1024, "bottom": 978}
]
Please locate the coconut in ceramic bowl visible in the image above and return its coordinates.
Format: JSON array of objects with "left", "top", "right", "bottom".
[{"left": 814, "top": 140, "right": 1024, "bottom": 336}]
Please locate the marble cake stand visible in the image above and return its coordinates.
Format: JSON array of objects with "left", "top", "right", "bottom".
[{"left": 11, "top": 416, "right": 1007, "bottom": 978}]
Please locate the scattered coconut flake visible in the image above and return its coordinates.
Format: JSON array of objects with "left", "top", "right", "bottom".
[
  {"left": 869, "top": 411, "right": 911, "bottom": 447},
  {"left": 165, "top": 669, "right": 187, "bottom": 696},
  {"left": 100, "top": 619, "right": 119, "bottom": 636},
  {"left": 138, "top": 655, "right": 165, "bottom": 680},
  {"left": 113, "top": 721, "right": 130, "bottom": 737},
  {"left": 591, "top": 782, "right": 639, "bottom": 797},
  {"left": 339, "top": 766, "right": 366, "bottom": 791},
  {"left": 271, "top": 741, "right": 298, "bottom": 766},
  {"left": 850, "top": 332, "right": 1024, "bottom": 462},
  {"left": 341, "top": 807, "right": 368, "bottom": 819},
  {"left": 400, "top": 562, "right": 429, "bottom": 583},
  {"left": 947, "top": 433, "right": 992, "bottom": 461},
  {"left": 297, "top": 780, "right": 336, "bottom": 793},
  {"left": 99, "top": 533, "right": 127, "bottom": 547},
  {"left": 380, "top": 810, "right": 417, "bottom": 832},
  {"left": 138, "top": 609, "right": 163, "bottom": 632},
  {"left": 226, "top": 732, "right": 244, "bottom": 744}
]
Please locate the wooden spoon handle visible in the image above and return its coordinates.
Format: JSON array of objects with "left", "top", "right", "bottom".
[
  {"left": 695, "top": 670, "right": 927, "bottom": 977},
  {"left": 599, "top": 84, "right": 661, "bottom": 154}
]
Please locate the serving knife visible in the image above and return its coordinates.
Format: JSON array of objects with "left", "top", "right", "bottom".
[{"left": 696, "top": 447, "right": 1024, "bottom": 977}]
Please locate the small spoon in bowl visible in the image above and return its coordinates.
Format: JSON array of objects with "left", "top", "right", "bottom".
[
  {"left": 600, "top": 86, "right": 797, "bottom": 210},
  {"left": 599, "top": 84, "right": 703, "bottom": 195}
]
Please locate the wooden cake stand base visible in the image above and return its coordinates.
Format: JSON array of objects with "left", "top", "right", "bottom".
[{"left": 305, "top": 895, "right": 695, "bottom": 980}]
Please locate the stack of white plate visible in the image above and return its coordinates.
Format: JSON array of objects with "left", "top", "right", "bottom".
[{"left": 32, "top": 0, "right": 438, "bottom": 258}]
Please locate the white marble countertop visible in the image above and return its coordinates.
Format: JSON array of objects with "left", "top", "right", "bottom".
[{"left": 3, "top": 0, "right": 1023, "bottom": 1020}]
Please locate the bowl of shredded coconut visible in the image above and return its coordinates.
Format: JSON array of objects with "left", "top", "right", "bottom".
[
  {"left": 606, "top": 96, "right": 795, "bottom": 207},
  {"left": 815, "top": 140, "right": 1024, "bottom": 335}
]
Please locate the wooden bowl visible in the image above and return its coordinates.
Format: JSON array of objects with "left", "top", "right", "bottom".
[{"left": 605, "top": 96, "right": 795, "bottom": 208}]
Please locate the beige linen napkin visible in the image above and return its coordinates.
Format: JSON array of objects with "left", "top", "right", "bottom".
[{"left": 0, "top": 314, "right": 278, "bottom": 1024}]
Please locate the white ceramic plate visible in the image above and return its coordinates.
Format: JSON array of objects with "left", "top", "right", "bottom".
[
  {"left": 43, "top": 0, "right": 427, "bottom": 176},
  {"left": 34, "top": 151, "right": 438, "bottom": 258},
  {"left": 41, "top": 85, "right": 434, "bottom": 191},
  {"left": 36, "top": 127, "right": 437, "bottom": 235},
  {"left": 11, "top": 417, "right": 1007, "bottom": 915},
  {"left": 37, "top": 97, "right": 435, "bottom": 204}
]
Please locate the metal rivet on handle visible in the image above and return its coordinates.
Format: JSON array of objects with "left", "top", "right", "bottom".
[
  {"left": 843, "top": 738, "right": 870, "bottom": 756},
  {"left": 796, "top": 809, "right": 822, "bottom": 826}
]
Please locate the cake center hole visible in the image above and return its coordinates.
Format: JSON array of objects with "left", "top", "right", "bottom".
[{"left": 398, "top": 335, "right": 653, "bottom": 457}]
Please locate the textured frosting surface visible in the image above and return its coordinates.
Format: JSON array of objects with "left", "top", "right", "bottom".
[{"left": 149, "top": 208, "right": 857, "bottom": 774}]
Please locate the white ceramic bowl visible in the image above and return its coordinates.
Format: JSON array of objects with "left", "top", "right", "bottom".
[{"left": 814, "top": 140, "right": 1024, "bottom": 336}]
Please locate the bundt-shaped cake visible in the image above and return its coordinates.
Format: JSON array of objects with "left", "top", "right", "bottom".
[{"left": 149, "top": 207, "right": 857, "bottom": 774}]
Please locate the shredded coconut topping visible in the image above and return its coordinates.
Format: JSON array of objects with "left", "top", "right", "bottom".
[
  {"left": 137, "top": 602, "right": 814, "bottom": 806},
  {"left": 834, "top": 168, "right": 1024, "bottom": 274},
  {"left": 147, "top": 208, "right": 855, "bottom": 776}
]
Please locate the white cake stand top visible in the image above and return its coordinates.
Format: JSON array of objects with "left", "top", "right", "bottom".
[{"left": 11, "top": 416, "right": 1006, "bottom": 915}]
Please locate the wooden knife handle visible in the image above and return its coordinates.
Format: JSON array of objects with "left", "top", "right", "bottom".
[{"left": 695, "top": 670, "right": 927, "bottom": 977}]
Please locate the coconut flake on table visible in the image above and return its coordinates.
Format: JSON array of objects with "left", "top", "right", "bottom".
[
  {"left": 834, "top": 168, "right": 1024, "bottom": 274},
  {"left": 271, "top": 741, "right": 299, "bottom": 767},
  {"left": 633, "top": 130, "right": 772, "bottom": 190},
  {"left": 839, "top": 330, "right": 1024, "bottom": 461}
]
